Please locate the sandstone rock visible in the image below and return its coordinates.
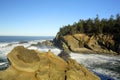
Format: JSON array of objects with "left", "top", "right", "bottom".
[
  {"left": 54, "top": 33, "right": 118, "bottom": 55},
  {"left": 66, "top": 59, "right": 100, "bottom": 80},
  {"left": 73, "top": 34, "right": 89, "bottom": 42},
  {"left": 87, "top": 35, "right": 102, "bottom": 51},
  {"left": 73, "top": 34, "right": 89, "bottom": 48},
  {"left": 30, "top": 42, "right": 43, "bottom": 47},
  {"left": 41, "top": 40, "right": 53, "bottom": 47},
  {"left": 58, "top": 50, "right": 71, "bottom": 61},
  {"left": 0, "top": 46, "right": 100, "bottom": 80},
  {"left": 7, "top": 46, "right": 40, "bottom": 72},
  {"left": 63, "top": 35, "right": 80, "bottom": 52},
  {"left": 30, "top": 40, "right": 53, "bottom": 48},
  {"left": 61, "top": 41, "right": 70, "bottom": 51}
]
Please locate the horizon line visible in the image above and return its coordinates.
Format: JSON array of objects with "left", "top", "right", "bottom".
[{"left": 0, "top": 35, "right": 55, "bottom": 37}]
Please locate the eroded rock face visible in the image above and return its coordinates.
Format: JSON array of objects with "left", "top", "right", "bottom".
[
  {"left": 7, "top": 46, "right": 40, "bottom": 72},
  {"left": 54, "top": 33, "right": 118, "bottom": 55},
  {"left": 0, "top": 46, "right": 100, "bottom": 80}
]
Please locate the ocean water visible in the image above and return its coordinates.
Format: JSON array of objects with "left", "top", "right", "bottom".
[
  {"left": 0, "top": 36, "right": 120, "bottom": 80},
  {"left": 70, "top": 53, "right": 120, "bottom": 80},
  {"left": 0, "top": 36, "right": 54, "bottom": 42}
]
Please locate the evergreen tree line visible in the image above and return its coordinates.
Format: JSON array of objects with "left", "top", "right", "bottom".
[{"left": 58, "top": 14, "right": 120, "bottom": 38}]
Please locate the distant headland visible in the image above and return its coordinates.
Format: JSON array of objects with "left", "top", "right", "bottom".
[{"left": 54, "top": 14, "right": 120, "bottom": 55}]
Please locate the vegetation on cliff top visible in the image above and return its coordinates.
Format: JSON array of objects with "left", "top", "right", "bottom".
[{"left": 58, "top": 14, "right": 120, "bottom": 41}]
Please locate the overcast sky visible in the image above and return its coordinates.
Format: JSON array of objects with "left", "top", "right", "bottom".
[{"left": 0, "top": 0, "right": 120, "bottom": 36}]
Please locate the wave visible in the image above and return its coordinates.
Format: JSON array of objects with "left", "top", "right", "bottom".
[
  {"left": 70, "top": 53, "right": 120, "bottom": 80},
  {"left": 0, "top": 39, "right": 61, "bottom": 61},
  {"left": 0, "top": 40, "right": 120, "bottom": 80}
]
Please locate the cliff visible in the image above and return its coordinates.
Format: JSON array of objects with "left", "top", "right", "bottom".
[
  {"left": 54, "top": 14, "right": 120, "bottom": 55},
  {"left": 0, "top": 46, "right": 100, "bottom": 80},
  {"left": 54, "top": 33, "right": 120, "bottom": 55}
]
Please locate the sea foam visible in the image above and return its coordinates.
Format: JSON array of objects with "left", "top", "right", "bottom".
[
  {"left": 0, "top": 40, "right": 120, "bottom": 80},
  {"left": 70, "top": 53, "right": 120, "bottom": 80}
]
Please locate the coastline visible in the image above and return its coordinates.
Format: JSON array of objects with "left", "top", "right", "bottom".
[{"left": 0, "top": 37, "right": 120, "bottom": 80}]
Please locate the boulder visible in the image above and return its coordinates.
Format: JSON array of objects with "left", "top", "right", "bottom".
[
  {"left": 41, "top": 40, "right": 53, "bottom": 47},
  {"left": 30, "top": 42, "right": 43, "bottom": 47},
  {"left": 0, "top": 46, "right": 100, "bottom": 80},
  {"left": 58, "top": 50, "right": 71, "bottom": 61},
  {"left": 30, "top": 40, "right": 53, "bottom": 48}
]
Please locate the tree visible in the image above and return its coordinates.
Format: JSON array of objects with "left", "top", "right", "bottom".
[
  {"left": 85, "top": 18, "right": 93, "bottom": 33},
  {"left": 58, "top": 14, "right": 120, "bottom": 36},
  {"left": 77, "top": 19, "right": 84, "bottom": 33}
]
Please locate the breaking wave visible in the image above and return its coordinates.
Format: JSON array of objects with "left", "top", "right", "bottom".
[
  {"left": 0, "top": 40, "right": 120, "bottom": 80},
  {"left": 70, "top": 53, "right": 120, "bottom": 80}
]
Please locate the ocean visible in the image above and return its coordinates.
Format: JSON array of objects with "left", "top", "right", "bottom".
[
  {"left": 0, "top": 36, "right": 120, "bottom": 80},
  {"left": 0, "top": 36, "right": 54, "bottom": 42}
]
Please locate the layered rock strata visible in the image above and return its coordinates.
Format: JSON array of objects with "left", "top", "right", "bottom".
[{"left": 54, "top": 34, "right": 119, "bottom": 55}]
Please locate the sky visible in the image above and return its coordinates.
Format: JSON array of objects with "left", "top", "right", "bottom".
[{"left": 0, "top": 0, "right": 120, "bottom": 36}]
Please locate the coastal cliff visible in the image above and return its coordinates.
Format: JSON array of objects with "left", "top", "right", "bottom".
[
  {"left": 54, "top": 14, "right": 120, "bottom": 55},
  {"left": 0, "top": 46, "right": 100, "bottom": 80},
  {"left": 54, "top": 33, "right": 119, "bottom": 55}
]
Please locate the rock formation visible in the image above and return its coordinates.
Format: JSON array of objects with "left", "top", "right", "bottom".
[
  {"left": 54, "top": 33, "right": 119, "bottom": 55},
  {"left": 58, "top": 50, "right": 71, "bottom": 61},
  {"left": 30, "top": 40, "right": 53, "bottom": 48},
  {"left": 0, "top": 46, "right": 100, "bottom": 80}
]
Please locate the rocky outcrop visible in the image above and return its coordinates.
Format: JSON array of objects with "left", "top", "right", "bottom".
[
  {"left": 54, "top": 33, "right": 119, "bottom": 55},
  {"left": 58, "top": 50, "right": 71, "bottom": 61},
  {"left": 30, "top": 40, "right": 53, "bottom": 48},
  {"left": 0, "top": 46, "right": 100, "bottom": 80}
]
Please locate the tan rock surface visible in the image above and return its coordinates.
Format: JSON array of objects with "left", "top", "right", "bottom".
[
  {"left": 0, "top": 46, "right": 100, "bottom": 80},
  {"left": 54, "top": 33, "right": 118, "bottom": 54},
  {"left": 63, "top": 35, "right": 80, "bottom": 52},
  {"left": 7, "top": 46, "right": 40, "bottom": 72}
]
